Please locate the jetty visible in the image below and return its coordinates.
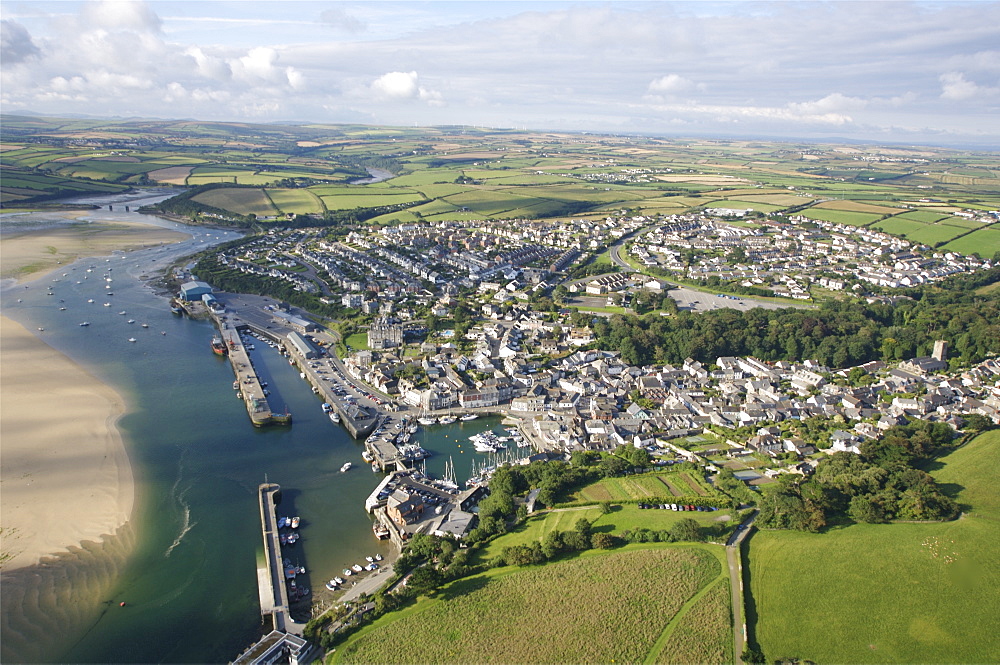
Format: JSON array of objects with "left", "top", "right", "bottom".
[
  {"left": 220, "top": 324, "right": 283, "bottom": 426},
  {"left": 257, "top": 483, "right": 291, "bottom": 632}
]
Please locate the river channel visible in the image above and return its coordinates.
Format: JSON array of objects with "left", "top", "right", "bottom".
[{"left": 1, "top": 191, "right": 500, "bottom": 663}]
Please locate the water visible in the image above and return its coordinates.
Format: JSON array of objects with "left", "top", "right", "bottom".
[{"left": 1, "top": 192, "right": 503, "bottom": 663}]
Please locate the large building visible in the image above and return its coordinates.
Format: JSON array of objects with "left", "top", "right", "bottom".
[
  {"left": 368, "top": 317, "right": 403, "bottom": 349},
  {"left": 179, "top": 280, "right": 213, "bottom": 300}
]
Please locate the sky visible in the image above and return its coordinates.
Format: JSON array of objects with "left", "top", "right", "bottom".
[{"left": 2, "top": 1, "right": 999, "bottom": 145}]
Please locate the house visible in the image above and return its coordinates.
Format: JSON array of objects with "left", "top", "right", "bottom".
[{"left": 386, "top": 490, "right": 425, "bottom": 526}]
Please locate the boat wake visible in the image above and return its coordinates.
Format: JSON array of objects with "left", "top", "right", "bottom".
[{"left": 165, "top": 471, "right": 196, "bottom": 558}]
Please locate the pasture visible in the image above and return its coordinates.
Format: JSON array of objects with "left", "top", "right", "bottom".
[
  {"left": 266, "top": 189, "right": 325, "bottom": 215},
  {"left": 569, "top": 470, "right": 720, "bottom": 504},
  {"left": 478, "top": 503, "right": 733, "bottom": 563},
  {"left": 941, "top": 227, "right": 1000, "bottom": 257},
  {"left": 191, "top": 188, "right": 277, "bottom": 216},
  {"left": 749, "top": 431, "right": 1000, "bottom": 663},
  {"left": 333, "top": 546, "right": 727, "bottom": 665},
  {"left": 798, "top": 207, "right": 885, "bottom": 226}
]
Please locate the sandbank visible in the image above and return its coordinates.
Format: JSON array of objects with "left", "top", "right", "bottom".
[
  {"left": 0, "top": 215, "right": 187, "bottom": 284},
  {"left": 0, "top": 315, "right": 133, "bottom": 570}
]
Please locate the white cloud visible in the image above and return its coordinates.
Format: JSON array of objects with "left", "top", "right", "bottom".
[
  {"left": 939, "top": 72, "right": 998, "bottom": 101},
  {"left": 789, "top": 93, "right": 868, "bottom": 115},
  {"left": 1, "top": 19, "right": 41, "bottom": 64},
  {"left": 370, "top": 71, "right": 443, "bottom": 105},
  {"left": 647, "top": 74, "right": 697, "bottom": 95},
  {"left": 318, "top": 8, "right": 366, "bottom": 34},
  {"left": 82, "top": 0, "right": 161, "bottom": 33}
]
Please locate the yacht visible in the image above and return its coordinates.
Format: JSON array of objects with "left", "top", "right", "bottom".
[
  {"left": 340, "top": 462, "right": 352, "bottom": 472},
  {"left": 459, "top": 413, "right": 479, "bottom": 421}
]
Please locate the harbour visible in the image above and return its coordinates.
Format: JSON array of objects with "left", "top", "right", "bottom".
[{"left": 0, "top": 191, "right": 515, "bottom": 663}]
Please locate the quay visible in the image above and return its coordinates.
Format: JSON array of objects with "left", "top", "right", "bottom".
[
  {"left": 220, "top": 324, "right": 277, "bottom": 427},
  {"left": 257, "top": 483, "right": 293, "bottom": 633}
]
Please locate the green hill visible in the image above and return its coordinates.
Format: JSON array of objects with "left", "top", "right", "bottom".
[{"left": 748, "top": 430, "right": 1000, "bottom": 663}]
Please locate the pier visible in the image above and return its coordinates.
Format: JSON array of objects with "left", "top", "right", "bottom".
[
  {"left": 220, "top": 324, "right": 278, "bottom": 426},
  {"left": 257, "top": 483, "right": 291, "bottom": 632}
]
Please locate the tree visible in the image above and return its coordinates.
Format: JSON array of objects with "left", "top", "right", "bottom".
[
  {"left": 407, "top": 566, "right": 444, "bottom": 595},
  {"left": 541, "top": 530, "right": 565, "bottom": 559},
  {"left": 591, "top": 532, "right": 619, "bottom": 549},
  {"left": 668, "top": 517, "right": 702, "bottom": 542},
  {"left": 848, "top": 495, "right": 887, "bottom": 524}
]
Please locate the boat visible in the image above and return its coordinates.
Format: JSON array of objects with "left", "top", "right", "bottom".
[
  {"left": 374, "top": 553, "right": 383, "bottom": 561},
  {"left": 329, "top": 411, "right": 341, "bottom": 424},
  {"left": 290, "top": 516, "right": 300, "bottom": 529},
  {"left": 87, "top": 299, "right": 94, "bottom": 303},
  {"left": 79, "top": 322, "right": 90, "bottom": 327},
  {"left": 417, "top": 417, "right": 436, "bottom": 426},
  {"left": 127, "top": 338, "right": 137, "bottom": 343},
  {"left": 334, "top": 576, "right": 344, "bottom": 584},
  {"left": 127, "top": 319, "right": 135, "bottom": 324},
  {"left": 438, "top": 415, "right": 457, "bottom": 424},
  {"left": 103, "top": 302, "right": 111, "bottom": 307},
  {"left": 161, "top": 331, "right": 166, "bottom": 335},
  {"left": 278, "top": 516, "right": 288, "bottom": 528},
  {"left": 118, "top": 311, "right": 126, "bottom": 315},
  {"left": 340, "top": 462, "right": 352, "bottom": 473},
  {"left": 321, "top": 403, "right": 332, "bottom": 413},
  {"left": 325, "top": 580, "right": 338, "bottom": 591},
  {"left": 59, "top": 307, "right": 67, "bottom": 311},
  {"left": 211, "top": 336, "right": 227, "bottom": 356},
  {"left": 373, "top": 522, "right": 390, "bottom": 539},
  {"left": 361, "top": 450, "right": 374, "bottom": 463},
  {"left": 351, "top": 564, "right": 363, "bottom": 572},
  {"left": 141, "top": 323, "right": 149, "bottom": 328},
  {"left": 365, "top": 556, "right": 374, "bottom": 563},
  {"left": 459, "top": 413, "right": 479, "bottom": 421},
  {"left": 343, "top": 568, "right": 353, "bottom": 576}
]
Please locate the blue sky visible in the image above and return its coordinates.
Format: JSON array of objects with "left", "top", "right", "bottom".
[{"left": 2, "top": 1, "right": 999, "bottom": 144}]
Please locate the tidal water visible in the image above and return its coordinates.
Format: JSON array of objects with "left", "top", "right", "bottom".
[{"left": 1, "top": 192, "right": 504, "bottom": 663}]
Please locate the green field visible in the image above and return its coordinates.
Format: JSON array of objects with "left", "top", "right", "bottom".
[
  {"left": 478, "top": 503, "right": 734, "bottom": 562},
  {"left": 570, "top": 471, "right": 718, "bottom": 503},
  {"left": 799, "top": 207, "right": 885, "bottom": 226},
  {"left": 749, "top": 430, "right": 1000, "bottom": 663},
  {"left": 191, "top": 188, "right": 277, "bottom": 216},
  {"left": 266, "top": 189, "right": 325, "bottom": 215},
  {"left": 333, "top": 546, "right": 728, "bottom": 664},
  {"left": 941, "top": 227, "right": 1000, "bottom": 256}
]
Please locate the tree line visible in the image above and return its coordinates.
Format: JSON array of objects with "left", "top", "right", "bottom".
[{"left": 756, "top": 421, "right": 960, "bottom": 531}]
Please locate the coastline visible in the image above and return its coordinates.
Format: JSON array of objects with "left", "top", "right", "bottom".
[{"left": 0, "top": 314, "right": 134, "bottom": 571}]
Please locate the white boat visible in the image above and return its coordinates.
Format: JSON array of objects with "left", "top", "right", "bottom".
[
  {"left": 37, "top": 327, "right": 45, "bottom": 331},
  {"left": 342, "top": 568, "right": 353, "bottom": 576},
  {"left": 325, "top": 580, "right": 338, "bottom": 591},
  {"left": 374, "top": 553, "right": 383, "bottom": 561},
  {"left": 438, "top": 415, "right": 457, "bottom": 425},
  {"left": 103, "top": 302, "right": 111, "bottom": 307},
  {"left": 127, "top": 319, "right": 135, "bottom": 324},
  {"left": 59, "top": 307, "right": 67, "bottom": 311},
  {"left": 459, "top": 413, "right": 479, "bottom": 421},
  {"left": 329, "top": 411, "right": 341, "bottom": 424},
  {"left": 127, "top": 338, "right": 137, "bottom": 343},
  {"left": 79, "top": 322, "right": 90, "bottom": 327},
  {"left": 87, "top": 299, "right": 94, "bottom": 303},
  {"left": 118, "top": 311, "right": 126, "bottom": 315},
  {"left": 417, "top": 417, "right": 436, "bottom": 426},
  {"left": 340, "top": 462, "right": 352, "bottom": 472},
  {"left": 352, "top": 563, "right": 363, "bottom": 572},
  {"left": 365, "top": 556, "right": 374, "bottom": 563},
  {"left": 141, "top": 323, "right": 149, "bottom": 328}
]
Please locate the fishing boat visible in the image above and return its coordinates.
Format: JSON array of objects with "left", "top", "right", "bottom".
[
  {"left": 278, "top": 516, "right": 288, "bottom": 528},
  {"left": 211, "top": 336, "right": 227, "bottom": 356},
  {"left": 290, "top": 516, "right": 300, "bottom": 529},
  {"left": 321, "top": 403, "right": 332, "bottom": 413},
  {"left": 340, "top": 462, "right": 352, "bottom": 472},
  {"left": 361, "top": 450, "right": 374, "bottom": 463},
  {"left": 373, "top": 522, "right": 390, "bottom": 539},
  {"left": 329, "top": 411, "right": 341, "bottom": 424},
  {"left": 459, "top": 413, "right": 479, "bottom": 421}
]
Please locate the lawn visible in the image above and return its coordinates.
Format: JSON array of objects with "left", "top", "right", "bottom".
[
  {"left": 344, "top": 332, "right": 369, "bottom": 351},
  {"left": 333, "top": 545, "right": 727, "bottom": 665},
  {"left": 748, "top": 430, "right": 1000, "bottom": 664}
]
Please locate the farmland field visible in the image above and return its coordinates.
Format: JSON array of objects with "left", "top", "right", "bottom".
[
  {"left": 749, "top": 430, "right": 1000, "bottom": 664},
  {"left": 811, "top": 200, "right": 904, "bottom": 214},
  {"left": 191, "top": 188, "right": 276, "bottom": 216},
  {"left": 893, "top": 210, "right": 950, "bottom": 223},
  {"left": 872, "top": 217, "right": 928, "bottom": 237},
  {"left": 571, "top": 470, "right": 722, "bottom": 504},
  {"left": 799, "top": 208, "right": 885, "bottom": 226},
  {"left": 903, "top": 224, "right": 968, "bottom": 247},
  {"left": 941, "top": 227, "right": 1000, "bottom": 256},
  {"left": 478, "top": 504, "right": 733, "bottom": 563},
  {"left": 266, "top": 189, "right": 324, "bottom": 215},
  {"left": 654, "top": 578, "right": 732, "bottom": 665},
  {"left": 318, "top": 193, "right": 424, "bottom": 210},
  {"left": 333, "top": 546, "right": 726, "bottom": 665}
]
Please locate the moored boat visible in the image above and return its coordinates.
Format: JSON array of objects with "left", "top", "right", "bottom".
[
  {"left": 290, "top": 516, "right": 300, "bottom": 529},
  {"left": 211, "top": 336, "right": 227, "bottom": 356},
  {"left": 329, "top": 411, "right": 341, "bottom": 424},
  {"left": 459, "top": 413, "right": 479, "bottom": 421}
]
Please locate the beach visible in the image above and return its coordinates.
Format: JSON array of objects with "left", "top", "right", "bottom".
[{"left": 1, "top": 215, "right": 186, "bottom": 572}]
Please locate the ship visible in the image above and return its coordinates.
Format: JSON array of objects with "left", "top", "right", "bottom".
[{"left": 211, "top": 336, "right": 227, "bottom": 356}]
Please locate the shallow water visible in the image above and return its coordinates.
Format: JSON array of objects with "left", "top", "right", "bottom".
[{"left": 1, "top": 192, "right": 505, "bottom": 663}]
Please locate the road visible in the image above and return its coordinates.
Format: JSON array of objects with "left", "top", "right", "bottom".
[{"left": 726, "top": 511, "right": 757, "bottom": 663}]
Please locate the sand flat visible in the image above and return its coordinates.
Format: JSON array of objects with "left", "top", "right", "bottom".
[
  {"left": 0, "top": 217, "right": 187, "bottom": 284},
  {"left": 0, "top": 315, "right": 133, "bottom": 570}
]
